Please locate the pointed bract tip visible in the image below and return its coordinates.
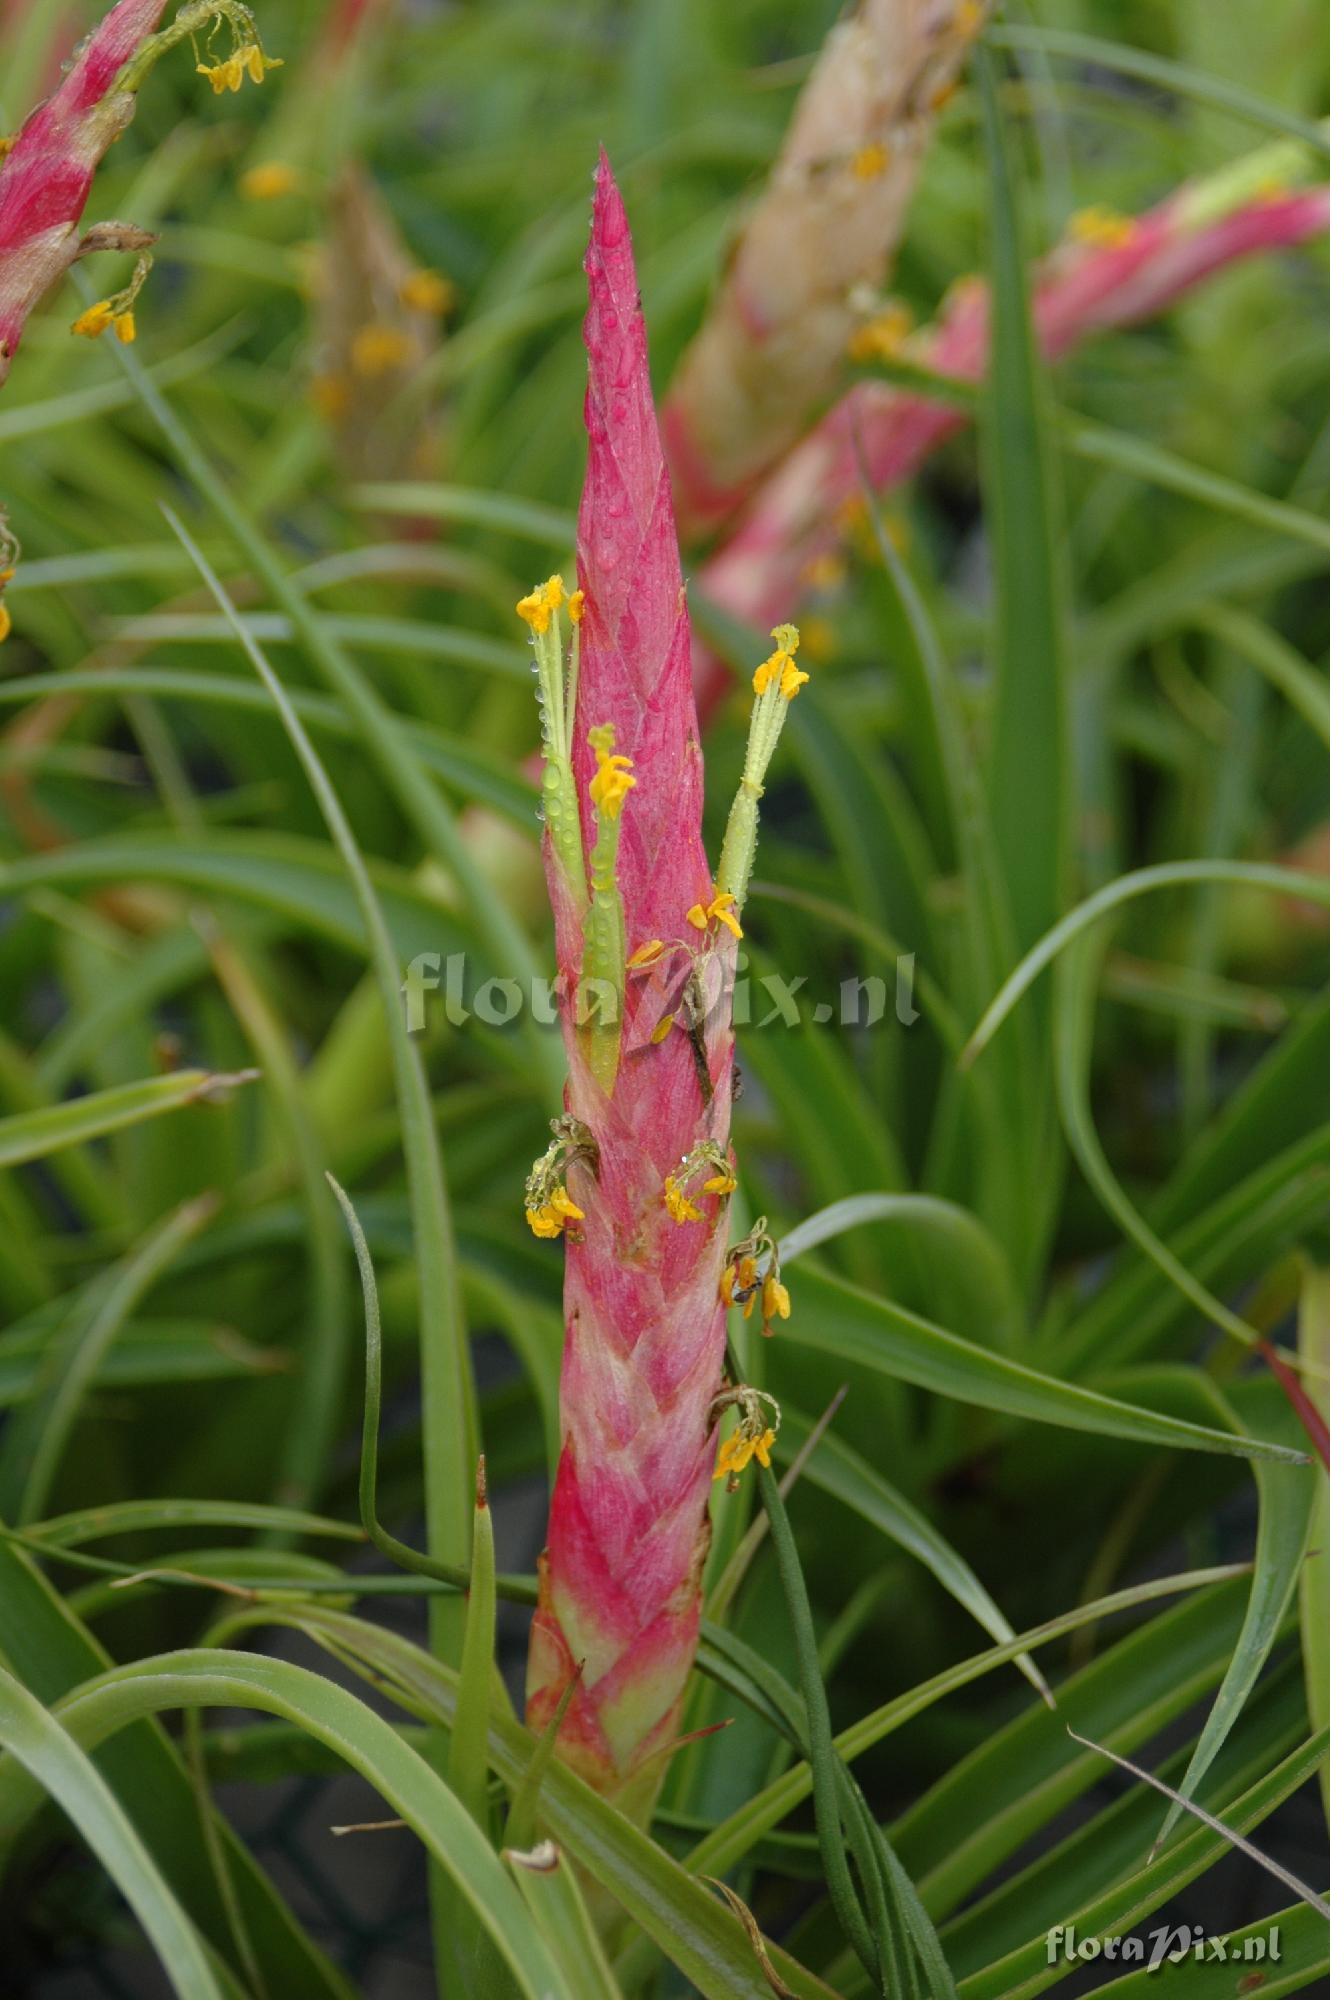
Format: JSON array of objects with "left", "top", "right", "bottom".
[{"left": 588, "top": 147, "right": 629, "bottom": 260}]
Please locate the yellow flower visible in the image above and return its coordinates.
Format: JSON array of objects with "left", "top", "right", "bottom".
[
  {"left": 240, "top": 161, "right": 300, "bottom": 201},
  {"left": 851, "top": 140, "right": 890, "bottom": 180},
  {"left": 567, "top": 588, "right": 586, "bottom": 624},
  {"left": 752, "top": 621, "right": 803, "bottom": 698},
  {"left": 650, "top": 1013, "right": 676, "bottom": 1044},
  {"left": 516, "top": 574, "right": 565, "bottom": 634},
  {"left": 71, "top": 301, "right": 114, "bottom": 339},
  {"left": 663, "top": 1175, "right": 703, "bottom": 1225},
  {"left": 524, "top": 1184, "right": 584, "bottom": 1239},
  {"left": 686, "top": 891, "right": 743, "bottom": 940},
  {"left": 628, "top": 938, "right": 666, "bottom": 968},
  {"left": 114, "top": 311, "right": 136, "bottom": 344},
  {"left": 0, "top": 136, "right": 14, "bottom": 161},
  {"left": 241, "top": 43, "right": 282, "bottom": 84},
  {"left": 351, "top": 323, "right": 417, "bottom": 377},
  {"left": 197, "top": 57, "right": 241, "bottom": 92},
  {"left": 846, "top": 303, "right": 913, "bottom": 364},
  {"left": 588, "top": 723, "right": 635, "bottom": 820},
  {"left": 703, "top": 1170, "right": 737, "bottom": 1197},
  {"left": 762, "top": 1275, "right": 791, "bottom": 1326},
  {"left": 398, "top": 268, "right": 455, "bottom": 315},
  {"left": 1067, "top": 205, "right": 1135, "bottom": 251},
  {"left": 0, "top": 604, "right": 10, "bottom": 644},
  {"left": 712, "top": 1425, "right": 776, "bottom": 1483}
]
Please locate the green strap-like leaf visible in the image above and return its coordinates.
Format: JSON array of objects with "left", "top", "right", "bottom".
[
  {"left": 785, "top": 1260, "right": 1303, "bottom": 1461},
  {"left": 0, "top": 1652, "right": 571, "bottom": 2000},
  {"left": 0, "top": 1665, "right": 223, "bottom": 1999},
  {"left": 0, "top": 1070, "right": 253, "bottom": 1170}
]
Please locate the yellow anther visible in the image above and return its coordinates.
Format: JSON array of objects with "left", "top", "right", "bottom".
[
  {"left": 628, "top": 939, "right": 667, "bottom": 968},
  {"left": 114, "top": 311, "right": 136, "bottom": 344},
  {"left": 686, "top": 892, "right": 743, "bottom": 940},
  {"left": 0, "top": 605, "right": 10, "bottom": 644},
  {"left": 846, "top": 302, "right": 914, "bottom": 364},
  {"left": 240, "top": 161, "right": 300, "bottom": 201},
  {"left": 762, "top": 1274, "right": 791, "bottom": 1326},
  {"left": 588, "top": 723, "right": 635, "bottom": 820},
  {"left": 242, "top": 43, "right": 282, "bottom": 84},
  {"left": 197, "top": 57, "right": 242, "bottom": 91},
  {"left": 851, "top": 140, "right": 890, "bottom": 180},
  {"left": 713, "top": 1425, "right": 775, "bottom": 1483},
  {"left": 567, "top": 589, "right": 586, "bottom": 624},
  {"left": 516, "top": 574, "right": 566, "bottom": 635},
  {"left": 524, "top": 1184, "right": 585, "bottom": 1239},
  {"left": 398, "top": 268, "right": 454, "bottom": 315},
  {"left": 1067, "top": 205, "right": 1136, "bottom": 251},
  {"left": 351, "top": 323, "right": 417, "bottom": 377},
  {"left": 71, "top": 301, "right": 115, "bottom": 339},
  {"left": 664, "top": 1175, "right": 703, "bottom": 1225},
  {"left": 703, "top": 1170, "right": 737, "bottom": 1197},
  {"left": 753, "top": 621, "right": 803, "bottom": 697},
  {"left": 651, "top": 1014, "right": 676, "bottom": 1044}
]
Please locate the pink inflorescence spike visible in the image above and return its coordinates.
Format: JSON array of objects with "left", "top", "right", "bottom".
[
  {"left": 0, "top": 0, "right": 167, "bottom": 384},
  {"left": 524, "top": 152, "right": 738, "bottom": 1811}
]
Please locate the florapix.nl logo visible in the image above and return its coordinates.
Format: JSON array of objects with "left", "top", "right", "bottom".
[
  {"left": 1046, "top": 1922, "right": 1281, "bottom": 1974},
  {"left": 400, "top": 949, "right": 921, "bottom": 1035}
]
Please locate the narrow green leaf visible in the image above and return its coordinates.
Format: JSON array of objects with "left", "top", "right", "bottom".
[
  {"left": 786, "top": 1261, "right": 1303, "bottom": 1461},
  {"left": 503, "top": 1843, "right": 624, "bottom": 2000},
  {"left": 0, "top": 1070, "right": 253, "bottom": 1170},
  {"left": 965, "top": 860, "right": 1330, "bottom": 1065},
  {"left": 1067, "top": 418, "right": 1330, "bottom": 560},
  {"left": 977, "top": 43, "right": 1071, "bottom": 949},
  {"left": 0, "top": 1196, "right": 217, "bottom": 1524},
  {"left": 0, "top": 1652, "right": 572, "bottom": 2000},
  {"left": 0, "top": 668, "right": 538, "bottom": 825},
  {"left": 1298, "top": 1265, "right": 1330, "bottom": 1844},
  {"left": 0, "top": 1666, "right": 223, "bottom": 2000},
  {"left": 987, "top": 21, "right": 1330, "bottom": 155}
]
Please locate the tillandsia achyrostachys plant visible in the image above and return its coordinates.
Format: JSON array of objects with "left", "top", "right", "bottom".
[
  {"left": 519, "top": 151, "right": 801, "bottom": 1816},
  {"left": 0, "top": 0, "right": 281, "bottom": 391},
  {"left": 690, "top": 132, "right": 1330, "bottom": 718},
  {"left": 662, "top": 0, "right": 989, "bottom": 539}
]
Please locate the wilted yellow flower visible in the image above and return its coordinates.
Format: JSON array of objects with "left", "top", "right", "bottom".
[{"left": 70, "top": 301, "right": 115, "bottom": 338}]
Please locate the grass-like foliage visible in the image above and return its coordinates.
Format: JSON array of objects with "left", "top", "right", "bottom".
[{"left": 2, "top": 1, "right": 1330, "bottom": 1994}]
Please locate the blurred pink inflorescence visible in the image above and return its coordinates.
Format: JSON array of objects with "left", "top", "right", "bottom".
[{"left": 690, "top": 170, "right": 1330, "bottom": 721}]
